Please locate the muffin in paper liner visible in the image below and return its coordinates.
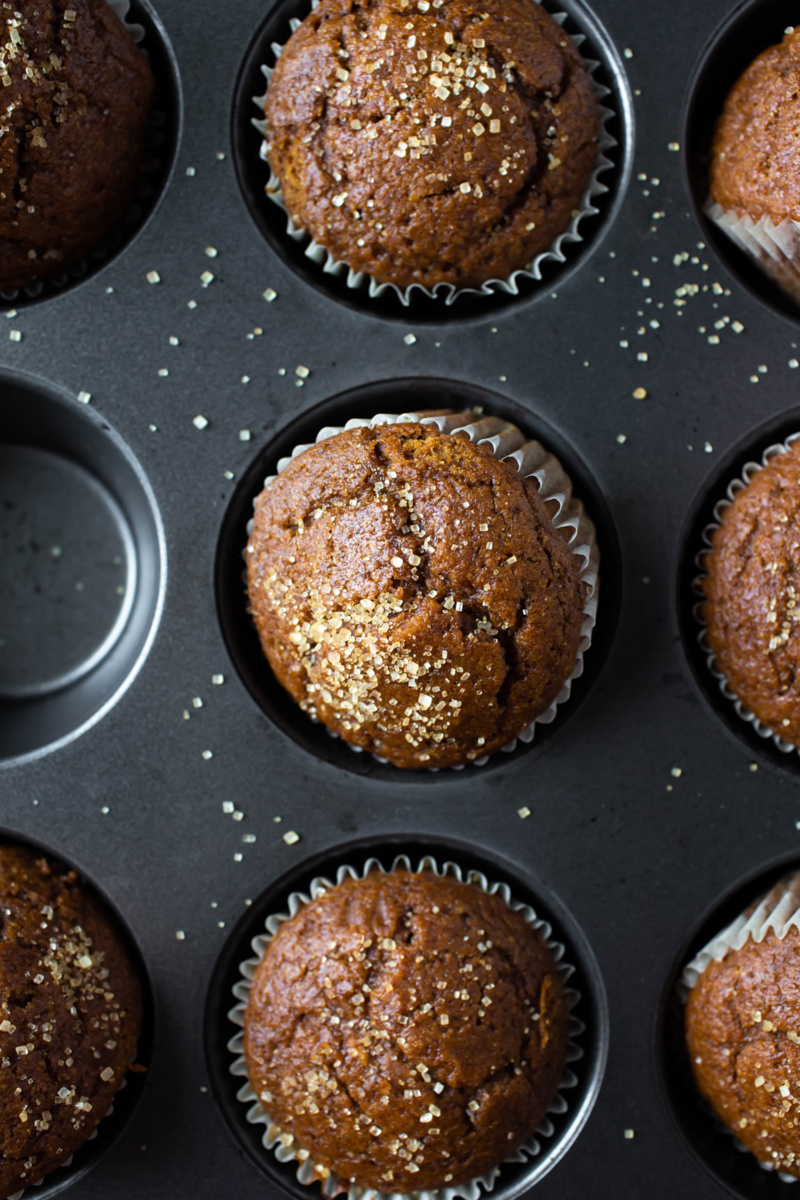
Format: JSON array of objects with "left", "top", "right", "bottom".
[
  {"left": 681, "top": 871, "right": 800, "bottom": 1183},
  {"left": 0, "top": 0, "right": 166, "bottom": 305},
  {"left": 226, "top": 854, "right": 585, "bottom": 1200},
  {"left": 250, "top": 1, "right": 617, "bottom": 307},
  {"left": 705, "top": 203, "right": 800, "bottom": 308},
  {"left": 692, "top": 432, "right": 800, "bottom": 758},
  {"left": 244, "top": 408, "right": 599, "bottom": 769}
]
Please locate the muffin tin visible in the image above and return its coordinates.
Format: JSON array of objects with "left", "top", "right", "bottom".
[{"left": 5, "top": 0, "right": 800, "bottom": 1196}]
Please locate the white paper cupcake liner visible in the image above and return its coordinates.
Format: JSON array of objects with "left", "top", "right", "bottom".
[
  {"left": 692, "top": 432, "right": 800, "bottom": 758},
  {"left": 245, "top": 408, "right": 599, "bottom": 769},
  {"left": 0, "top": 0, "right": 163, "bottom": 304},
  {"left": 251, "top": 1, "right": 617, "bottom": 307},
  {"left": 706, "top": 202, "right": 800, "bottom": 307},
  {"left": 227, "top": 854, "right": 585, "bottom": 1200},
  {"left": 681, "top": 871, "right": 800, "bottom": 1183}
]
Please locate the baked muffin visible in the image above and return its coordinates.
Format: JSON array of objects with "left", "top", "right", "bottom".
[
  {"left": 263, "top": 0, "right": 599, "bottom": 291},
  {"left": 0, "top": 844, "right": 143, "bottom": 1198},
  {"left": 685, "top": 877, "right": 800, "bottom": 1177},
  {"left": 707, "top": 26, "right": 800, "bottom": 303},
  {"left": 243, "top": 869, "right": 569, "bottom": 1192},
  {"left": 702, "top": 442, "right": 800, "bottom": 745},
  {"left": 246, "top": 420, "right": 588, "bottom": 769},
  {"left": 0, "top": 0, "right": 155, "bottom": 292}
]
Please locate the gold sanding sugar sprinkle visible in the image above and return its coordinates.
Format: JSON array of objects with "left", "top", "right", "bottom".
[{"left": 633, "top": 387, "right": 647, "bottom": 399}]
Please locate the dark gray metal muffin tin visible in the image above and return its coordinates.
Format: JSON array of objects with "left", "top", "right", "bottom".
[{"left": 3, "top": 0, "right": 800, "bottom": 1196}]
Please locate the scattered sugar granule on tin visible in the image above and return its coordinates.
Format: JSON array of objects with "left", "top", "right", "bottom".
[
  {"left": 296, "top": 365, "right": 310, "bottom": 378},
  {"left": 517, "top": 806, "right": 531, "bottom": 819},
  {"left": 283, "top": 830, "right": 300, "bottom": 845},
  {"left": 263, "top": 288, "right": 278, "bottom": 302},
  {"left": 157, "top": 368, "right": 169, "bottom": 378},
  {"left": 239, "top": 430, "right": 251, "bottom": 442},
  {"left": 224, "top": 470, "right": 235, "bottom": 480},
  {"left": 624, "top": 1129, "right": 635, "bottom": 1140},
  {"left": 193, "top": 415, "right": 208, "bottom": 430},
  {"left": 671, "top": 766, "right": 682, "bottom": 778},
  {"left": 234, "top": 852, "right": 243, "bottom": 862},
  {"left": 200, "top": 271, "right": 214, "bottom": 288},
  {"left": 185, "top": 166, "right": 195, "bottom": 176},
  {"left": 77, "top": 391, "right": 91, "bottom": 404},
  {"left": 704, "top": 442, "right": 713, "bottom": 453},
  {"left": 667, "top": 142, "right": 680, "bottom": 151},
  {"left": 623, "top": 47, "right": 633, "bottom": 58},
  {"left": 146, "top": 270, "right": 161, "bottom": 284},
  {"left": 175, "top": 930, "right": 186, "bottom": 941},
  {"left": 5, "top": 308, "right": 16, "bottom": 317},
  {"left": 731, "top": 320, "right": 744, "bottom": 334},
  {"left": 499, "top": 374, "right": 508, "bottom": 381},
  {"left": 222, "top": 801, "right": 234, "bottom": 814},
  {"left": 750, "top": 763, "right": 758, "bottom": 772},
  {"left": 101, "top": 805, "right": 110, "bottom": 815},
  {"left": 404, "top": 333, "right": 417, "bottom": 345},
  {"left": 8, "top": 329, "right": 21, "bottom": 341},
  {"left": 212, "top": 674, "right": 225, "bottom": 685},
  {"left": 169, "top": 336, "right": 179, "bottom": 346},
  {"left": 204, "top": 246, "right": 218, "bottom": 258},
  {"left": 201, "top": 749, "right": 213, "bottom": 761},
  {"left": 241, "top": 375, "right": 250, "bottom": 385},
  {"left": 192, "top": 697, "right": 203, "bottom": 709},
  {"left": 616, "top": 434, "right": 627, "bottom": 444},
  {"left": 232, "top": 811, "right": 244, "bottom": 822},
  {"left": 242, "top": 834, "right": 257, "bottom": 844},
  {"left": 790, "top": 359, "right": 799, "bottom": 369},
  {"left": 633, "top": 387, "right": 647, "bottom": 399},
  {"left": 216, "top": 151, "right": 225, "bottom": 161},
  {"left": 187, "top": 300, "right": 197, "bottom": 309}
]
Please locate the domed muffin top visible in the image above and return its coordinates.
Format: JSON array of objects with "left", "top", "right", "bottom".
[
  {"left": 710, "top": 26, "right": 800, "bottom": 223},
  {"left": 703, "top": 442, "right": 800, "bottom": 745},
  {"left": 246, "top": 421, "right": 587, "bottom": 768},
  {"left": 243, "top": 869, "right": 569, "bottom": 1192},
  {"left": 264, "top": 0, "right": 599, "bottom": 290},
  {"left": 0, "top": 844, "right": 142, "bottom": 1198}
]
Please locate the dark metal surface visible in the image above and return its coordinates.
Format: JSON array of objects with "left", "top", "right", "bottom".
[{"left": 2, "top": 0, "right": 800, "bottom": 1196}]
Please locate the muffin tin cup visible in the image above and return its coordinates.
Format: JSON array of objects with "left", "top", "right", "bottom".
[
  {"left": 679, "top": 870, "right": 800, "bottom": 1185},
  {"left": 246, "top": 407, "right": 599, "bottom": 770},
  {"left": 691, "top": 432, "right": 800, "bottom": 760},
  {"left": 0, "top": 0, "right": 179, "bottom": 308},
  {"left": 226, "top": 853, "right": 585, "bottom": 1200},
  {"left": 705, "top": 203, "right": 800, "bottom": 309},
  {"left": 249, "top": 0, "right": 618, "bottom": 308}
]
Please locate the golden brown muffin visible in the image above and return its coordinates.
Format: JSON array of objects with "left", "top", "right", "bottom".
[
  {"left": 0, "top": 0, "right": 155, "bottom": 291},
  {"left": 243, "top": 870, "right": 569, "bottom": 1192},
  {"left": 709, "top": 26, "right": 800, "bottom": 224},
  {"left": 0, "top": 844, "right": 143, "bottom": 1198},
  {"left": 246, "top": 421, "right": 587, "bottom": 769},
  {"left": 264, "top": 0, "right": 599, "bottom": 290},
  {"left": 703, "top": 442, "right": 800, "bottom": 745},
  {"left": 686, "top": 926, "right": 800, "bottom": 1176}
]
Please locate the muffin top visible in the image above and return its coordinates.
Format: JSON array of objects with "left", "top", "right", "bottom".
[
  {"left": 0, "top": 0, "right": 155, "bottom": 291},
  {"left": 709, "top": 26, "right": 800, "bottom": 222},
  {"left": 0, "top": 844, "right": 142, "bottom": 1198},
  {"left": 243, "top": 869, "right": 569, "bottom": 1192},
  {"left": 686, "top": 925, "right": 800, "bottom": 1176},
  {"left": 246, "top": 421, "right": 587, "bottom": 769},
  {"left": 264, "top": 0, "right": 599, "bottom": 290},
  {"left": 703, "top": 442, "right": 800, "bottom": 745}
]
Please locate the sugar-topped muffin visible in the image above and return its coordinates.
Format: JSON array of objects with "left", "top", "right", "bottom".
[
  {"left": 703, "top": 442, "right": 800, "bottom": 745},
  {"left": 263, "top": 0, "right": 599, "bottom": 290},
  {"left": 0, "top": 0, "right": 155, "bottom": 291},
  {"left": 0, "top": 844, "right": 142, "bottom": 1198},
  {"left": 245, "top": 421, "right": 587, "bottom": 768},
  {"left": 243, "top": 869, "right": 569, "bottom": 1191}
]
